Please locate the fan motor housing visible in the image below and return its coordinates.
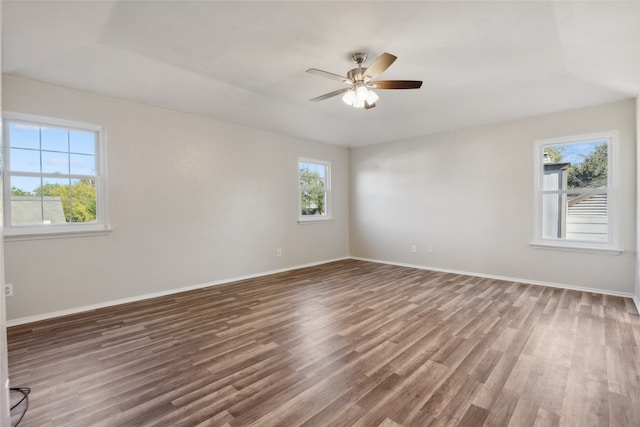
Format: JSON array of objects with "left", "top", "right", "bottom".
[{"left": 347, "top": 68, "right": 369, "bottom": 83}]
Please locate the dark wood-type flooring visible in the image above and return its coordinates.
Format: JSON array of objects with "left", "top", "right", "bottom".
[{"left": 7, "top": 259, "right": 640, "bottom": 426}]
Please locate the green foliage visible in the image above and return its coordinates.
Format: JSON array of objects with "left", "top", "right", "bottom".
[
  {"left": 545, "top": 143, "right": 608, "bottom": 189},
  {"left": 299, "top": 168, "right": 326, "bottom": 215},
  {"left": 567, "top": 143, "right": 608, "bottom": 189},
  {"left": 11, "top": 186, "right": 31, "bottom": 196},
  {"left": 544, "top": 146, "right": 566, "bottom": 163},
  {"left": 31, "top": 180, "right": 97, "bottom": 223}
]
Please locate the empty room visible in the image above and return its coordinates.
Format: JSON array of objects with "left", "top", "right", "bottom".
[{"left": 0, "top": 1, "right": 639, "bottom": 426}]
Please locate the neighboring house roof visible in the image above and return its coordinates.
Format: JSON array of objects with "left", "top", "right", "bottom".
[
  {"left": 11, "top": 196, "right": 67, "bottom": 225},
  {"left": 543, "top": 162, "right": 571, "bottom": 171}
]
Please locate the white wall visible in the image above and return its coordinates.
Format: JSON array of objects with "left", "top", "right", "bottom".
[
  {"left": 350, "top": 99, "right": 637, "bottom": 295},
  {"left": 3, "top": 75, "right": 349, "bottom": 321},
  {"left": 0, "top": 2, "right": 12, "bottom": 424},
  {"left": 2, "top": 74, "right": 636, "bottom": 323},
  {"left": 636, "top": 96, "right": 640, "bottom": 309}
]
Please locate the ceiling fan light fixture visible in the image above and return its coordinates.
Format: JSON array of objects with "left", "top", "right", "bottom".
[
  {"left": 343, "top": 88, "right": 374, "bottom": 109},
  {"left": 355, "top": 83, "right": 369, "bottom": 101},
  {"left": 366, "top": 90, "right": 379, "bottom": 105},
  {"left": 307, "top": 51, "right": 422, "bottom": 110},
  {"left": 342, "top": 90, "right": 356, "bottom": 105},
  {"left": 353, "top": 99, "right": 365, "bottom": 109}
]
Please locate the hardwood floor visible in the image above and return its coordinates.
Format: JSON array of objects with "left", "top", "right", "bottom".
[{"left": 7, "top": 259, "right": 640, "bottom": 426}]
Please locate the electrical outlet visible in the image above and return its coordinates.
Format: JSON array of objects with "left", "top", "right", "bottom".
[
  {"left": 410, "top": 245, "right": 417, "bottom": 253},
  {"left": 276, "top": 248, "right": 282, "bottom": 257},
  {"left": 427, "top": 245, "right": 433, "bottom": 254},
  {"left": 5, "top": 283, "right": 13, "bottom": 297}
]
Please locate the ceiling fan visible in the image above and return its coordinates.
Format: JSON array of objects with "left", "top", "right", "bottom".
[{"left": 307, "top": 52, "right": 422, "bottom": 110}]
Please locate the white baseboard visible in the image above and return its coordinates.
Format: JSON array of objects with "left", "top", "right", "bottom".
[
  {"left": 6, "top": 257, "right": 349, "bottom": 327},
  {"left": 350, "top": 257, "right": 636, "bottom": 299},
  {"left": 634, "top": 295, "right": 640, "bottom": 315}
]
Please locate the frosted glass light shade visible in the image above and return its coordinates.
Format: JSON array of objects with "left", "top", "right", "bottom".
[
  {"left": 366, "top": 90, "right": 379, "bottom": 105},
  {"left": 342, "top": 90, "right": 356, "bottom": 105},
  {"left": 356, "top": 84, "right": 369, "bottom": 101}
]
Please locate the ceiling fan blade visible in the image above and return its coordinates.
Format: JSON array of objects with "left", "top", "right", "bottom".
[
  {"left": 364, "top": 53, "right": 397, "bottom": 80},
  {"left": 364, "top": 102, "right": 376, "bottom": 110},
  {"left": 310, "top": 87, "right": 351, "bottom": 102},
  {"left": 371, "top": 80, "right": 423, "bottom": 89},
  {"left": 306, "top": 68, "right": 352, "bottom": 84}
]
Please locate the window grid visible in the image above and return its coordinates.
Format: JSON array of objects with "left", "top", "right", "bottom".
[
  {"left": 299, "top": 158, "right": 331, "bottom": 220},
  {"left": 532, "top": 131, "right": 619, "bottom": 253},
  {"left": 3, "top": 112, "right": 106, "bottom": 236}
]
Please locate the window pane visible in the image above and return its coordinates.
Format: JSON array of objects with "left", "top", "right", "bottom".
[
  {"left": 70, "top": 131, "right": 95, "bottom": 155},
  {"left": 11, "top": 199, "right": 42, "bottom": 225},
  {"left": 41, "top": 127, "right": 69, "bottom": 152},
  {"left": 299, "top": 162, "right": 326, "bottom": 190},
  {"left": 543, "top": 140, "right": 607, "bottom": 190},
  {"left": 315, "top": 167, "right": 325, "bottom": 188},
  {"left": 70, "top": 153, "right": 95, "bottom": 175},
  {"left": 42, "top": 151, "right": 70, "bottom": 174},
  {"left": 39, "top": 177, "right": 71, "bottom": 223},
  {"left": 318, "top": 191, "right": 327, "bottom": 214},
  {"left": 301, "top": 191, "right": 312, "bottom": 215},
  {"left": 70, "top": 179, "right": 97, "bottom": 223},
  {"left": 9, "top": 176, "right": 69, "bottom": 225},
  {"left": 10, "top": 148, "right": 41, "bottom": 173},
  {"left": 43, "top": 196, "right": 68, "bottom": 224},
  {"left": 315, "top": 164, "right": 325, "bottom": 183},
  {"left": 300, "top": 190, "right": 326, "bottom": 216},
  {"left": 541, "top": 192, "right": 567, "bottom": 239},
  {"left": 566, "top": 191, "right": 608, "bottom": 242},
  {"left": 9, "top": 122, "right": 40, "bottom": 149},
  {"left": 39, "top": 177, "right": 70, "bottom": 198},
  {"left": 10, "top": 176, "right": 41, "bottom": 196},
  {"left": 542, "top": 190, "right": 607, "bottom": 242}
]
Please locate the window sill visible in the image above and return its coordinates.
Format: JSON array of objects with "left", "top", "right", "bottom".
[
  {"left": 298, "top": 217, "right": 334, "bottom": 225},
  {"left": 530, "top": 241, "right": 623, "bottom": 255},
  {"left": 5, "top": 227, "right": 113, "bottom": 242}
]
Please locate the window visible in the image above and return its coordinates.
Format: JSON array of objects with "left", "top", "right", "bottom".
[
  {"left": 3, "top": 112, "right": 107, "bottom": 237},
  {"left": 298, "top": 158, "right": 331, "bottom": 222},
  {"left": 532, "top": 130, "right": 620, "bottom": 253}
]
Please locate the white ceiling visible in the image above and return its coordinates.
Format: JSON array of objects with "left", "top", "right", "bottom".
[{"left": 3, "top": 1, "right": 639, "bottom": 147}]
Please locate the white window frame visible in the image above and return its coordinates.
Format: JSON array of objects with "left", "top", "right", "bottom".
[
  {"left": 3, "top": 112, "right": 109, "bottom": 239},
  {"left": 531, "top": 130, "right": 621, "bottom": 254},
  {"left": 298, "top": 157, "right": 333, "bottom": 224}
]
